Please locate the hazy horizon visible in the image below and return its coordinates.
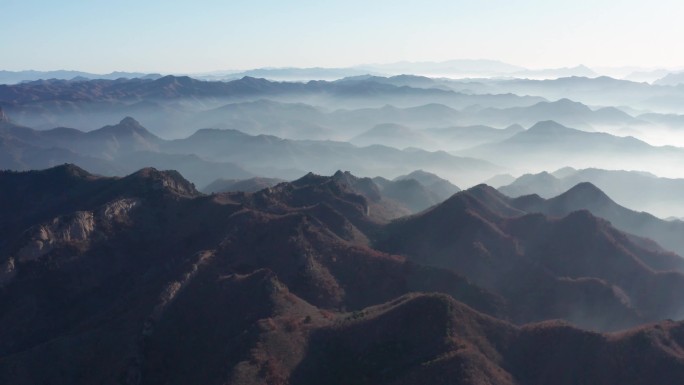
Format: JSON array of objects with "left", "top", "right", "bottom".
[{"left": 4, "top": 0, "right": 684, "bottom": 73}]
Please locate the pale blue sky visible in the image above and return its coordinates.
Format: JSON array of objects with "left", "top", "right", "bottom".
[{"left": 2, "top": 0, "right": 683, "bottom": 73}]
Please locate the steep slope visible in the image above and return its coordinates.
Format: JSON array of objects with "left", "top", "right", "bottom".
[
  {"left": 372, "top": 177, "right": 443, "bottom": 213},
  {"left": 0, "top": 167, "right": 507, "bottom": 384},
  {"left": 293, "top": 293, "right": 684, "bottom": 385},
  {"left": 501, "top": 167, "right": 684, "bottom": 218},
  {"left": 377, "top": 185, "right": 684, "bottom": 330},
  {"left": 4, "top": 166, "right": 684, "bottom": 383},
  {"left": 499, "top": 171, "right": 565, "bottom": 198},
  {"left": 393, "top": 169, "right": 461, "bottom": 200},
  {"left": 509, "top": 182, "right": 684, "bottom": 258}
]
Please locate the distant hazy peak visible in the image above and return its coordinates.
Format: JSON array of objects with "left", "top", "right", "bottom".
[
  {"left": 396, "top": 169, "right": 435, "bottom": 180},
  {"left": 466, "top": 183, "right": 508, "bottom": 198},
  {"left": 552, "top": 167, "right": 578, "bottom": 178},
  {"left": 154, "top": 75, "right": 197, "bottom": 85},
  {"left": 520, "top": 171, "right": 559, "bottom": 181},
  {"left": 555, "top": 182, "right": 612, "bottom": 205},
  {"left": 119, "top": 116, "right": 142, "bottom": 127},
  {"left": 563, "top": 181, "right": 607, "bottom": 196},
  {"left": 526, "top": 120, "right": 571, "bottom": 133},
  {"left": 94, "top": 117, "right": 161, "bottom": 141}
]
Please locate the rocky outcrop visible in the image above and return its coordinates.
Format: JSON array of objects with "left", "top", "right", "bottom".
[
  {"left": 16, "top": 211, "right": 95, "bottom": 262},
  {"left": 0, "top": 257, "right": 15, "bottom": 287},
  {"left": 15, "top": 198, "right": 140, "bottom": 262}
]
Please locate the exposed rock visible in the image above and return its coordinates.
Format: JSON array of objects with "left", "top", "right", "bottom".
[
  {"left": 0, "top": 257, "right": 16, "bottom": 287},
  {"left": 15, "top": 198, "right": 141, "bottom": 262},
  {"left": 16, "top": 211, "right": 95, "bottom": 262},
  {"left": 100, "top": 198, "right": 141, "bottom": 222}
]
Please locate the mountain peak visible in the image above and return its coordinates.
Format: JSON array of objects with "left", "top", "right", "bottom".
[
  {"left": 44, "top": 163, "right": 94, "bottom": 180},
  {"left": 396, "top": 169, "right": 434, "bottom": 181},
  {"left": 552, "top": 182, "right": 613, "bottom": 209},
  {"left": 527, "top": 120, "right": 572, "bottom": 134},
  {"left": 92, "top": 117, "right": 161, "bottom": 143},
  {"left": 292, "top": 171, "right": 329, "bottom": 187},
  {"left": 123, "top": 167, "right": 199, "bottom": 197},
  {"left": 563, "top": 181, "right": 609, "bottom": 199},
  {"left": 119, "top": 116, "right": 142, "bottom": 127}
]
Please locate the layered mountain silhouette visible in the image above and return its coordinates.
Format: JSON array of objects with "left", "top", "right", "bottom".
[
  {"left": 351, "top": 123, "right": 439, "bottom": 149},
  {"left": 394, "top": 170, "right": 461, "bottom": 200},
  {"left": 202, "top": 169, "right": 459, "bottom": 215},
  {"left": 0, "top": 70, "right": 162, "bottom": 84},
  {"left": 0, "top": 117, "right": 253, "bottom": 186},
  {"left": 444, "top": 75, "right": 684, "bottom": 113},
  {"left": 506, "top": 181, "right": 684, "bottom": 257},
  {"left": 501, "top": 167, "right": 684, "bottom": 218},
  {"left": 458, "top": 98, "right": 640, "bottom": 130},
  {"left": 0, "top": 116, "right": 501, "bottom": 187},
  {"left": 460, "top": 120, "right": 684, "bottom": 176},
  {"left": 351, "top": 122, "right": 525, "bottom": 151},
  {"left": 377, "top": 184, "right": 684, "bottom": 329},
  {"left": 0, "top": 76, "right": 544, "bottom": 133},
  {"left": 655, "top": 71, "right": 684, "bottom": 86},
  {"left": 4, "top": 165, "right": 684, "bottom": 383},
  {"left": 6, "top": 66, "right": 684, "bottom": 384}
]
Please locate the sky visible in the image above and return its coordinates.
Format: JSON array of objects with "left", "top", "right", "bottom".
[{"left": 2, "top": 0, "right": 684, "bottom": 74}]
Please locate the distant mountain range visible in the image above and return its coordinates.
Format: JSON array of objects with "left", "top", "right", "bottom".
[
  {"left": 0, "top": 70, "right": 161, "bottom": 84},
  {"left": 0, "top": 61, "right": 597, "bottom": 85},
  {"left": 654, "top": 71, "right": 684, "bottom": 86},
  {"left": 507, "top": 181, "right": 684, "bottom": 257},
  {"left": 6, "top": 74, "right": 684, "bottom": 149},
  {"left": 456, "top": 98, "right": 640, "bottom": 130},
  {"left": 202, "top": 169, "right": 459, "bottom": 215},
  {"left": 459, "top": 120, "right": 684, "bottom": 177},
  {"left": 500, "top": 167, "right": 684, "bottom": 219},
  {"left": 0, "top": 115, "right": 501, "bottom": 187},
  {"left": 0, "top": 75, "right": 544, "bottom": 136},
  {"left": 358, "top": 61, "right": 598, "bottom": 79},
  {"left": 443, "top": 75, "right": 684, "bottom": 114}
]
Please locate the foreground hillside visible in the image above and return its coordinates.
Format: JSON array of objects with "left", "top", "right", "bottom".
[{"left": 2, "top": 165, "right": 684, "bottom": 384}]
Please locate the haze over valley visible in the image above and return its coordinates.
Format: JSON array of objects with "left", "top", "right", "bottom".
[{"left": 4, "top": 1, "right": 684, "bottom": 383}]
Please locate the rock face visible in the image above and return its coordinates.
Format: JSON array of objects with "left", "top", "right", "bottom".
[
  {"left": 16, "top": 211, "right": 95, "bottom": 262},
  {"left": 14, "top": 198, "right": 140, "bottom": 263},
  {"left": 3, "top": 165, "right": 684, "bottom": 384},
  {"left": 0, "top": 107, "right": 8, "bottom": 123}
]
